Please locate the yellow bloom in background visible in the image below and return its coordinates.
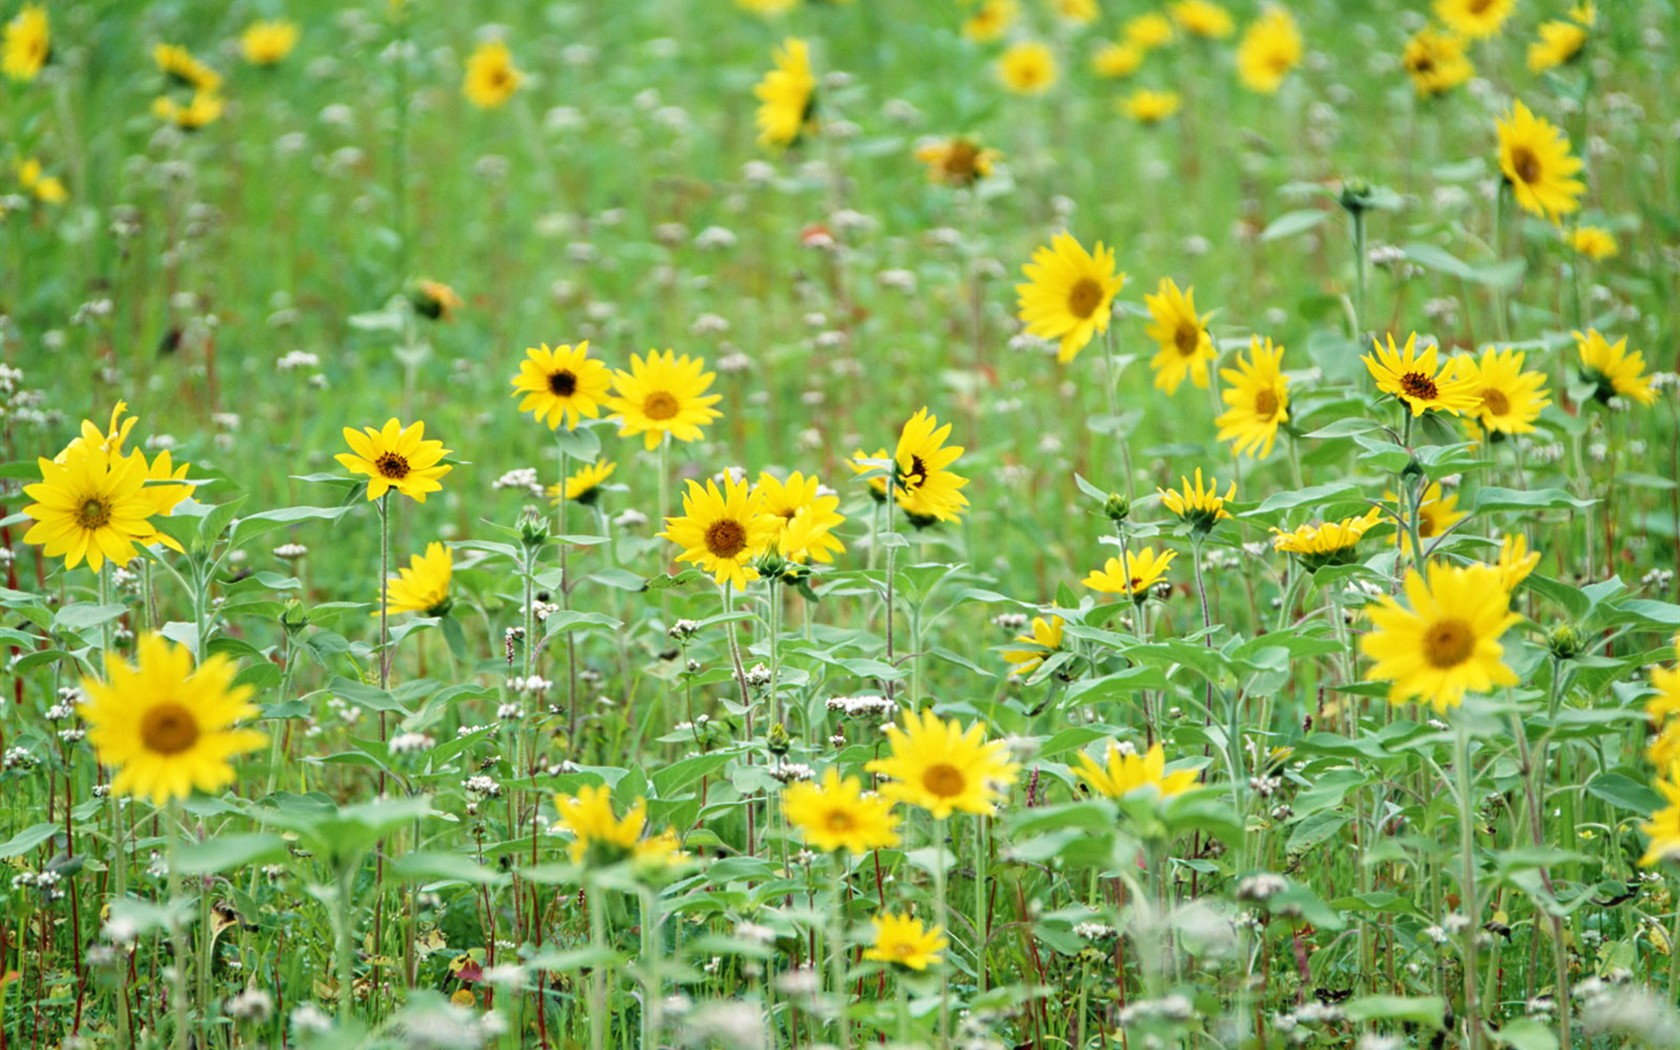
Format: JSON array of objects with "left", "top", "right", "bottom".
[
  {"left": 737, "top": 0, "right": 800, "bottom": 13},
  {"left": 1494, "top": 533, "right": 1539, "bottom": 592},
  {"left": 382, "top": 542, "right": 453, "bottom": 616},
  {"left": 241, "top": 20, "right": 299, "bottom": 66},
  {"left": 756, "top": 471, "right": 845, "bottom": 563},
  {"left": 1498, "top": 100, "right": 1585, "bottom": 224},
  {"left": 153, "top": 91, "right": 224, "bottom": 130},
  {"left": 23, "top": 441, "right": 168, "bottom": 572},
  {"left": 15, "top": 157, "right": 67, "bottom": 205},
  {"left": 660, "top": 475, "right": 780, "bottom": 589},
  {"left": 412, "top": 279, "right": 463, "bottom": 321},
  {"left": 866, "top": 707, "right": 1020, "bottom": 819},
  {"left": 1074, "top": 741, "right": 1198, "bottom": 800},
  {"left": 1144, "top": 278, "right": 1214, "bottom": 393},
  {"left": 1159, "top": 469, "right": 1235, "bottom": 532},
  {"left": 1386, "top": 481, "right": 1465, "bottom": 557},
  {"left": 914, "top": 136, "right": 999, "bottom": 188},
  {"left": 3, "top": 4, "right": 49, "bottom": 82},
  {"left": 1648, "top": 639, "right": 1680, "bottom": 724},
  {"left": 1121, "top": 88, "right": 1180, "bottom": 125},
  {"left": 154, "top": 43, "right": 221, "bottom": 92},
  {"left": 551, "top": 460, "right": 617, "bottom": 506},
  {"left": 893, "top": 408, "right": 969, "bottom": 524},
  {"left": 1124, "top": 13, "right": 1174, "bottom": 50},
  {"left": 337, "top": 418, "right": 453, "bottom": 502},
  {"left": 1569, "top": 225, "right": 1617, "bottom": 261},
  {"left": 1402, "top": 26, "right": 1473, "bottom": 98},
  {"left": 997, "top": 40, "right": 1058, "bottom": 95},
  {"left": 1083, "top": 547, "right": 1176, "bottom": 599},
  {"left": 607, "top": 350, "right": 723, "bottom": 450},
  {"left": 863, "top": 913, "right": 948, "bottom": 970},
  {"left": 1052, "top": 0, "right": 1099, "bottom": 24},
  {"left": 963, "top": 0, "right": 1019, "bottom": 43},
  {"left": 782, "top": 769, "right": 901, "bottom": 853},
  {"left": 555, "top": 784, "right": 647, "bottom": 866},
  {"left": 1016, "top": 231, "right": 1126, "bottom": 364},
  {"left": 463, "top": 40, "right": 522, "bottom": 108},
  {"left": 1638, "top": 772, "right": 1680, "bottom": 868},
  {"left": 511, "top": 341, "right": 613, "bottom": 430},
  {"left": 754, "top": 37, "right": 816, "bottom": 148},
  {"left": 1433, "top": 0, "right": 1517, "bottom": 39},
  {"left": 1170, "top": 0, "right": 1234, "bottom": 39},
  {"left": 81, "top": 634, "right": 266, "bottom": 807},
  {"left": 1452, "top": 346, "right": 1551, "bottom": 436},
  {"left": 849, "top": 447, "right": 891, "bottom": 502},
  {"left": 1235, "top": 7, "right": 1301, "bottom": 95},
  {"left": 1527, "top": 18, "right": 1586, "bottom": 73},
  {"left": 1271, "top": 507, "right": 1382, "bottom": 569},
  {"left": 1003, "top": 615, "right": 1064, "bottom": 677},
  {"left": 1360, "top": 561, "right": 1519, "bottom": 712},
  {"left": 1647, "top": 721, "right": 1680, "bottom": 770},
  {"left": 1575, "top": 328, "right": 1656, "bottom": 406},
  {"left": 1216, "top": 336, "right": 1289, "bottom": 459},
  {"left": 1363, "top": 332, "right": 1480, "bottom": 417},
  {"left": 1091, "top": 41, "right": 1144, "bottom": 78}
]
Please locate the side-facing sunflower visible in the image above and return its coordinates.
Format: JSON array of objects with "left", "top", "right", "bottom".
[
  {"left": 1452, "top": 346, "right": 1551, "bottom": 436},
  {"left": 866, "top": 707, "right": 1020, "bottom": 819},
  {"left": 1527, "top": 17, "right": 1587, "bottom": 73},
  {"left": 2, "top": 4, "right": 49, "bottom": 82},
  {"left": 1360, "top": 561, "right": 1519, "bottom": 712},
  {"left": 383, "top": 542, "right": 453, "bottom": 616},
  {"left": 1271, "top": 507, "right": 1382, "bottom": 570},
  {"left": 1216, "top": 335, "right": 1290, "bottom": 458},
  {"left": 893, "top": 408, "right": 969, "bottom": 524},
  {"left": 551, "top": 460, "right": 616, "bottom": 506},
  {"left": 1074, "top": 741, "right": 1198, "bottom": 800},
  {"left": 756, "top": 470, "right": 845, "bottom": 563},
  {"left": 754, "top": 37, "right": 816, "bottom": 148},
  {"left": 863, "top": 914, "right": 948, "bottom": 971},
  {"left": 1364, "top": 332, "right": 1480, "bottom": 417},
  {"left": 1433, "top": 0, "right": 1516, "bottom": 39},
  {"left": 1235, "top": 7, "right": 1302, "bottom": 95},
  {"left": 1144, "top": 278, "right": 1216, "bottom": 393},
  {"left": 554, "top": 784, "right": 646, "bottom": 867},
  {"left": 1016, "top": 232, "right": 1126, "bottom": 364},
  {"left": 1159, "top": 469, "right": 1235, "bottom": 533},
  {"left": 337, "top": 418, "right": 453, "bottom": 502},
  {"left": 154, "top": 43, "right": 221, "bottom": 92},
  {"left": 1003, "top": 615, "right": 1065, "bottom": 678},
  {"left": 1494, "top": 533, "right": 1539, "bottom": 592},
  {"left": 661, "top": 475, "right": 781, "bottom": 590},
  {"left": 1387, "top": 481, "right": 1465, "bottom": 557},
  {"left": 607, "top": 350, "right": 723, "bottom": 450},
  {"left": 1497, "top": 100, "right": 1584, "bottom": 224},
  {"left": 1083, "top": 546, "right": 1176, "bottom": 599},
  {"left": 1575, "top": 329, "right": 1657, "bottom": 406},
  {"left": 23, "top": 441, "right": 164, "bottom": 572},
  {"left": 511, "top": 341, "right": 613, "bottom": 431},
  {"left": 463, "top": 40, "right": 522, "bottom": 109},
  {"left": 782, "top": 769, "right": 900, "bottom": 853}
]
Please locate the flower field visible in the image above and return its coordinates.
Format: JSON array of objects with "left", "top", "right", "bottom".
[{"left": 4, "top": 0, "right": 1680, "bottom": 1047}]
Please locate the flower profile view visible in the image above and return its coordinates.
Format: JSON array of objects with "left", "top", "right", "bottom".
[
  {"left": 893, "top": 408, "right": 969, "bottom": 524},
  {"left": 1271, "top": 508, "right": 1383, "bottom": 570},
  {"left": 463, "top": 39, "right": 522, "bottom": 108},
  {"left": 553, "top": 460, "right": 616, "bottom": 506},
  {"left": 1083, "top": 547, "right": 1176, "bottom": 599},
  {"left": 382, "top": 542, "right": 453, "bottom": 617},
  {"left": 1495, "top": 533, "right": 1540, "bottom": 592},
  {"left": 1144, "top": 278, "right": 1215, "bottom": 393},
  {"left": 1527, "top": 14, "right": 1588, "bottom": 73},
  {"left": 1075, "top": 742, "right": 1198, "bottom": 800},
  {"left": 782, "top": 769, "right": 900, "bottom": 853},
  {"left": 3, "top": 4, "right": 49, "bottom": 82},
  {"left": 554, "top": 784, "right": 648, "bottom": 866},
  {"left": 1363, "top": 332, "right": 1480, "bottom": 417},
  {"left": 1016, "top": 231, "right": 1126, "bottom": 364},
  {"left": 661, "top": 475, "right": 780, "bottom": 589},
  {"left": 240, "top": 20, "right": 299, "bottom": 66},
  {"left": 1497, "top": 100, "right": 1585, "bottom": 224},
  {"left": 866, "top": 708, "right": 1019, "bottom": 819},
  {"left": 607, "top": 350, "right": 723, "bottom": 450},
  {"left": 754, "top": 37, "right": 816, "bottom": 148},
  {"left": 1003, "top": 615, "right": 1064, "bottom": 678},
  {"left": 1575, "top": 329, "right": 1656, "bottom": 406},
  {"left": 1121, "top": 89, "right": 1181, "bottom": 125},
  {"left": 1159, "top": 469, "right": 1235, "bottom": 533},
  {"left": 863, "top": 914, "right": 948, "bottom": 971},
  {"left": 511, "top": 341, "right": 613, "bottom": 430},
  {"left": 1235, "top": 7, "right": 1302, "bottom": 94},
  {"left": 1360, "top": 561, "right": 1519, "bottom": 712},
  {"left": 1569, "top": 225, "right": 1618, "bottom": 261},
  {"left": 81, "top": 634, "right": 266, "bottom": 807},
  {"left": 1216, "top": 336, "right": 1290, "bottom": 458},
  {"left": 337, "top": 418, "right": 453, "bottom": 502}
]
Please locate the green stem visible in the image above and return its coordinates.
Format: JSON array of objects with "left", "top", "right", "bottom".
[
  {"left": 1351, "top": 206, "right": 1367, "bottom": 340},
  {"left": 336, "top": 859, "right": 356, "bottom": 1021},
  {"left": 1454, "top": 722, "right": 1484, "bottom": 1050},
  {"left": 640, "top": 887, "right": 662, "bottom": 1049},
  {"left": 166, "top": 803, "right": 189, "bottom": 1050},
  {"left": 829, "top": 874, "right": 850, "bottom": 1050},
  {"left": 933, "top": 830, "right": 950, "bottom": 1046},
  {"left": 973, "top": 815, "right": 988, "bottom": 993},
  {"left": 378, "top": 492, "right": 392, "bottom": 690},
  {"left": 588, "top": 877, "right": 607, "bottom": 1050}
]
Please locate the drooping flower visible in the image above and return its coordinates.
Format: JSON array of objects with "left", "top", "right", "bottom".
[
  {"left": 1452, "top": 346, "right": 1551, "bottom": 436},
  {"left": 1363, "top": 332, "right": 1481, "bottom": 417},
  {"left": 2, "top": 4, "right": 49, "bottom": 82},
  {"left": 866, "top": 708, "right": 1019, "bottom": 819},
  {"left": 1016, "top": 232, "right": 1126, "bottom": 364},
  {"left": 337, "top": 418, "right": 454, "bottom": 503},
  {"left": 1144, "top": 278, "right": 1215, "bottom": 393},
  {"left": 1575, "top": 329, "right": 1656, "bottom": 406},
  {"left": 1216, "top": 336, "right": 1290, "bottom": 459},
  {"left": 1083, "top": 547, "right": 1176, "bottom": 599},
  {"left": 241, "top": 20, "right": 299, "bottom": 66},
  {"left": 1002, "top": 615, "right": 1064, "bottom": 678},
  {"left": 894, "top": 408, "right": 969, "bottom": 525},
  {"left": 1497, "top": 100, "right": 1585, "bottom": 224},
  {"left": 782, "top": 769, "right": 901, "bottom": 853},
  {"left": 1360, "top": 561, "right": 1520, "bottom": 712},
  {"left": 463, "top": 40, "right": 522, "bottom": 108},
  {"left": 511, "top": 342, "right": 613, "bottom": 431},
  {"left": 382, "top": 542, "right": 453, "bottom": 617},
  {"left": 1235, "top": 7, "right": 1301, "bottom": 95},
  {"left": 754, "top": 37, "right": 816, "bottom": 148},
  {"left": 862, "top": 913, "right": 948, "bottom": 971},
  {"left": 1074, "top": 742, "right": 1198, "bottom": 800},
  {"left": 1158, "top": 469, "right": 1235, "bottom": 533},
  {"left": 997, "top": 40, "right": 1058, "bottom": 95},
  {"left": 606, "top": 350, "right": 723, "bottom": 450},
  {"left": 660, "top": 475, "right": 781, "bottom": 590}
]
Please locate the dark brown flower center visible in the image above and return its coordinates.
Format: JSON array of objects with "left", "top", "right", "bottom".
[
  {"left": 79, "top": 498, "right": 111, "bottom": 529},
  {"left": 944, "top": 140, "right": 980, "bottom": 179},
  {"left": 1423, "top": 618, "right": 1475, "bottom": 669},
  {"left": 1067, "top": 278, "right": 1104, "bottom": 320},
  {"left": 548, "top": 370, "right": 577, "bottom": 396},
  {"left": 375, "top": 452, "right": 410, "bottom": 480},
  {"left": 1174, "top": 322, "right": 1201, "bottom": 356},
  {"left": 1253, "top": 389, "right": 1281, "bottom": 419},
  {"left": 922, "top": 763, "right": 966, "bottom": 798},
  {"left": 1510, "top": 146, "right": 1541, "bottom": 185},
  {"left": 1399, "top": 372, "right": 1439, "bottom": 402},
  {"left": 140, "top": 702, "right": 201, "bottom": 755},
  {"left": 901, "top": 455, "right": 929, "bottom": 491},
  {"left": 1480, "top": 387, "right": 1511, "bottom": 416},
  {"left": 704, "top": 519, "right": 747, "bottom": 559},
  {"left": 643, "top": 391, "right": 680, "bottom": 421}
]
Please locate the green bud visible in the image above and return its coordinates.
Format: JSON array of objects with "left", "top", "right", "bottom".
[
  {"left": 1546, "top": 623, "right": 1583, "bottom": 661},
  {"left": 1104, "top": 494, "right": 1130, "bottom": 523},
  {"left": 767, "top": 722, "right": 791, "bottom": 756},
  {"left": 517, "top": 506, "right": 549, "bottom": 550},
  {"left": 280, "top": 598, "right": 310, "bottom": 635},
  {"left": 1338, "top": 179, "right": 1375, "bottom": 214}
]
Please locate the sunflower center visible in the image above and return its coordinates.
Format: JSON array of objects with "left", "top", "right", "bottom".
[
  {"left": 1423, "top": 618, "right": 1476, "bottom": 669},
  {"left": 944, "top": 140, "right": 980, "bottom": 178},
  {"left": 1468, "top": 0, "right": 1495, "bottom": 12},
  {"left": 1398, "top": 371, "right": 1439, "bottom": 402},
  {"left": 902, "top": 455, "right": 929, "bottom": 491},
  {"left": 1509, "top": 146, "right": 1541, "bottom": 185},
  {"left": 824, "top": 809, "right": 858, "bottom": 833},
  {"left": 375, "top": 452, "right": 411, "bottom": 480},
  {"left": 548, "top": 369, "right": 577, "bottom": 396},
  {"left": 1480, "top": 387, "right": 1511, "bottom": 416},
  {"left": 1173, "top": 322, "right": 1201, "bottom": 356},
  {"left": 1066, "top": 278, "right": 1105, "bottom": 320},
  {"left": 643, "top": 391, "right": 680, "bottom": 421},
  {"left": 78, "top": 497, "right": 112, "bottom": 529},
  {"left": 140, "top": 702, "right": 201, "bottom": 756},
  {"left": 921, "top": 763, "right": 967, "bottom": 799},
  {"left": 1253, "top": 389, "right": 1281, "bottom": 420},
  {"left": 704, "top": 519, "right": 747, "bottom": 559}
]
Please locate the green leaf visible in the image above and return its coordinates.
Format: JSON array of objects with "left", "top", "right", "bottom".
[
  {"left": 1260, "top": 209, "right": 1331, "bottom": 242},
  {"left": 0, "top": 822, "right": 60, "bottom": 858},
  {"left": 1286, "top": 811, "right": 1347, "bottom": 853},
  {"left": 52, "top": 602, "right": 127, "bottom": 633},
  {"left": 172, "top": 833, "right": 288, "bottom": 875},
  {"left": 233, "top": 504, "right": 356, "bottom": 545},
  {"left": 392, "top": 852, "right": 509, "bottom": 887},
  {"left": 1491, "top": 1018, "right": 1559, "bottom": 1050},
  {"left": 1344, "top": 995, "right": 1445, "bottom": 1030},
  {"left": 1585, "top": 772, "right": 1663, "bottom": 813}
]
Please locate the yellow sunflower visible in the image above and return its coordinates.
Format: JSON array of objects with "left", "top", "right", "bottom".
[
  {"left": 1360, "top": 561, "right": 1519, "bottom": 712},
  {"left": 1569, "top": 225, "right": 1617, "bottom": 261},
  {"left": 1124, "top": 13, "right": 1174, "bottom": 49},
  {"left": 1271, "top": 507, "right": 1382, "bottom": 570},
  {"left": 152, "top": 91, "right": 224, "bottom": 130},
  {"left": 382, "top": 542, "right": 453, "bottom": 617},
  {"left": 1575, "top": 328, "right": 1656, "bottom": 406},
  {"left": 554, "top": 784, "right": 647, "bottom": 867},
  {"left": 1016, "top": 232, "right": 1126, "bottom": 364},
  {"left": 463, "top": 40, "right": 522, "bottom": 109},
  {"left": 412, "top": 279, "right": 463, "bottom": 321},
  {"left": 22, "top": 442, "right": 166, "bottom": 572},
  {"left": 1091, "top": 41, "right": 1144, "bottom": 78},
  {"left": 80, "top": 634, "right": 266, "bottom": 807},
  {"left": 154, "top": 43, "right": 221, "bottom": 93},
  {"left": 1402, "top": 26, "right": 1473, "bottom": 98},
  {"left": 1170, "top": 0, "right": 1235, "bottom": 39},
  {"left": 2, "top": 4, "right": 48, "bottom": 82},
  {"left": 894, "top": 408, "right": 970, "bottom": 525},
  {"left": 1003, "top": 615, "right": 1064, "bottom": 678},
  {"left": 60, "top": 402, "right": 193, "bottom": 522},
  {"left": 1074, "top": 742, "right": 1198, "bottom": 800},
  {"left": 1433, "top": 0, "right": 1517, "bottom": 39},
  {"left": 660, "top": 475, "right": 781, "bottom": 590},
  {"left": 1159, "top": 469, "right": 1235, "bottom": 533},
  {"left": 1235, "top": 7, "right": 1302, "bottom": 95},
  {"left": 849, "top": 447, "right": 891, "bottom": 502},
  {"left": 1648, "top": 639, "right": 1680, "bottom": 724},
  {"left": 1452, "top": 346, "right": 1551, "bottom": 436},
  {"left": 1083, "top": 546, "right": 1176, "bottom": 599},
  {"left": 754, "top": 37, "right": 816, "bottom": 148},
  {"left": 1387, "top": 481, "right": 1465, "bottom": 558},
  {"left": 1494, "top": 533, "right": 1539, "bottom": 592},
  {"left": 1053, "top": 0, "right": 1098, "bottom": 24},
  {"left": 782, "top": 769, "right": 901, "bottom": 853},
  {"left": 1216, "top": 336, "right": 1290, "bottom": 459},
  {"left": 756, "top": 471, "right": 846, "bottom": 563},
  {"left": 1121, "top": 88, "right": 1181, "bottom": 125},
  {"left": 16, "top": 157, "right": 67, "bottom": 205},
  {"left": 240, "top": 20, "right": 299, "bottom": 66},
  {"left": 1364, "top": 332, "right": 1481, "bottom": 417},
  {"left": 551, "top": 460, "right": 617, "bottom": 506},
  {"left": 865, "top": 707, "right": 1020, "bottom": 819},
  {"left": 336, "top": 418, "right": 453, "bottom": 503},
  {"left": 962, "top": 0, "right": 1019, "bottom": 43},
  {"left": 1144, "top": 278, "right": 1215, "bottom": 393},
  {"left": 1527, "top": 19, "right": 1586, "bottom": 73},
  {"left": 511, "top": 341, "right": 613, "bottom": 431},
  {"left": 1647, "top": 722, "right": 1680, "bottom": 770},
  {"left": 997, "top": 40, "right": 1058, "bottom": 95},
  {"left": 914, "top": 136, "right": 999, "bottom": 188},
  {"left": 863, "top": 913, "right": 948, "bottom": 971},
  {"left": 1498, "top": 100, "right": 1585, "bottom": 224},
  {"left": 1639, "top": 774, "right": 1680, "bottom": 868},
  {"left": 606, "top": 350, "right": 724, "bottom": 450}
]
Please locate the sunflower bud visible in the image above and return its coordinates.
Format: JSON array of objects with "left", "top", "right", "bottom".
[
  {"left": 517, "top": 506, "right": 549, "bottom": 551},
  {"left": 755, "top": 550, "right": 789, "bottom": 581},
  {"left": 280, "top": 598, "right": 310, "bottom": 636},
  {"left": 1338, "top": 179, "right": 1375, "bottom": 215},
  {"left": 1546, "top": 623, "right": 1584, "bottom": 660},
  {"left": 1104, "top": 494, "right": 1130, "bottom": 523},
  {"left": 767, "top": 722, "right": 791, "bottom": 756}
]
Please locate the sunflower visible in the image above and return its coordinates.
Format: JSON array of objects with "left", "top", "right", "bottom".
[
  {"left": 754, "top": 37, "right": 816, "bottom": 148},
  {"left": 16, "top": 157, "right": 66, "bottom": 205},
  {"left": 511, "top": 342, "right": 613, "bottom": 431},
  {"left": 962, "top": 0, "right": 1019, "bottom": 43},
  {"left": 1016, "top": 232, "right": 1126, "bottom": 364},
  {"left": 865, "top": 708, "right": 1020, "bottom": 819},
  {"left": 914, "top": 136, "right": 999, "bottom": 188},
  {"left": 1451, "top": 346, "right": 1551, "bottom": 436},
  {"left": 1497, "top": 100, "right": 1585, "bottom": 224},
  {"left": 154, "top": 43, "right": 221, "bottom": 92},
  {"left": 1053, "top": 0, "right": 1098, "bottom": 24},
  {"left": 412, "top": 279, "right": 463, "bottom": 321},
  {"left": 80, "top": 634, "right": 266, "bottom": 806},
  {"left": 782, "top": 769, "right": 901, "bottom": 853},
  {"left": 337, "top": 418, "right": 453, "bottom": 503},
  {"left": 1091, "top": 41, "right": 1144, "bottom": 78},
  {"left": 1363, "top": 332, "right": 1480, "bottom": 417},
  {"left": 1575, "top": 328, "right": 1656, "bottom": 406},
  {"left": 2, "top": 4, "right": 48, "bottom": 82},
  {"left": 1527, "top": 19, "right": 1586, "bottom": 73},
  {"left": 383, "top": 542, "right": 453, "bottom": 616},
  {"left": 1235, "top": 7, "right": 1301, "bottom": 95},
  {"left": 893, "top": 408, "right": 969, "bottom": 524},
  {"left": 606, "top": 350, "right": 724, "bottom": 450},
  {"left": 1121, "top": 88, "right": 1181, "bottom": 125},
  {"left": 153, "top": 91, "right": 224, "bottom": 130},
  {"left": 63, "top": 403, "right": 194, "bottom": 520},
  {"left": 1638, "top": 773, "right": 1680, "bottom": 868},
  {"left": 241, "top": 20, "right": 299, "bottom": 66},
  {"left": 1402, "top": 26, "right": 1473, "bottom": 98},
  {"left": 1649, "top": 639, "right": 1680, "bottom": 724},
  {"left": 1433, "top": 0, "right": 1517, "bottom": 39},
  {"left": 1144, "top": 278, "right": 1215, "bottom": 393},
  {"left": 997, "top": 40, "right": 1058, "bottom": 95},
  {"left": 1494, "top": 533, "right": 1539, "bottom": 592},
  {"left": 554, "top": 784, "right": 647, "bottom": 867},
  {"left": 1125, "top": 13, "right": 1174, "bottom": 49},
  {"left": 1170, "top": 0, "right": 1235, "bottom": 39},
  {"left": 1074, "top": 742, "right": 1198, "bottom": 800},
  {"left": 1648, "top": 722, "right": 1680, "bottom": 770},
  {"left": 1569, "top": 225, "right": 1617, "bottom": 261},
  {"left": 1159, "top": 469, "right": 1235, "bottom": 534},
  {"left": 463, "top": 40, "right": 522, "bottom": 109},
  {"left": 862, "top": 913, "right": 948, "bottom": 971},
  {"left": 1003, "top": 615, "right": 1064, "bottom": 678},
  {"left": 551, "top": 460, "right": 616, "bottom": 506},
  {"left": 1270, "top": 507, "right": 1383, "bottom": 570},
  {"left": 756, "top": 471, "right": 845, "bottom": 563},
  {"left": 849, "top": 447, "right": 891, "bottom": 502},
  {"left": 1083, "top": 547, "right": 1176, "bottom": 600},
  {"left": 1387, "top": 481, "right": 1465, "bottom": 558},
  {"left": 22, "top": 441, "right": 166, "bottom": 572},
  {"left": 661, "top": 475, "right": 781, "bottom": 590},
  {"left": 1360, "top": 561, "right": 1519, "bottom": 712},
  {"left": 1216, "top": 336, "right": 1290, "bottom": 459}
]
